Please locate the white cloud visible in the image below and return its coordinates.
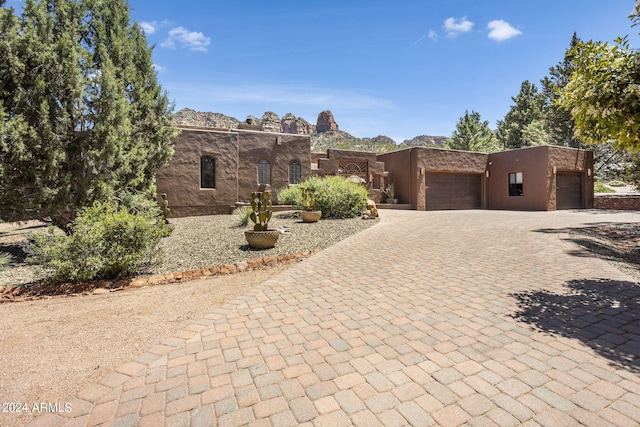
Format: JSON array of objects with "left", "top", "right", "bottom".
[
  {"left": 443, "top": 17, "right": 474, "bottom": 37},
  {"left": 428, "top": 30, "right": 438, "bottom": 40},
  {"left": 487, "top": 20, "right": 522, "bottom": 41},
  {"left": 161, "top": 27, "right": 211, "bottom": 51},
  {"left": 152, "top": 63, "right": 166, "bottom": 72},
  {"left": 139, "top": 21, "right": 157, "bottom": 35}
]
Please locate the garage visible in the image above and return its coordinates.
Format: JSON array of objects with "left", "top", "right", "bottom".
[
  {"left": 556, "top": 173, "right": 583, "bottom": 209},
  {"left": 425, "top": 173, "right": 482, "bottom": 210}
]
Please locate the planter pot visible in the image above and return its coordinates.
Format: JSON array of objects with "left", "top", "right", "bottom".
[
  {"left": 386, "top": 198, "right": 398, "bottom": 204},
  {"left": 245, "top": 229, "right": 280, "bottom": 249},
  {"left": 301, "top": 210, "right": 322, "bottom": 223}
]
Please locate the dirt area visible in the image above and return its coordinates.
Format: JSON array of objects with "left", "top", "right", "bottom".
[
  {"left": 0, "top": 265, "right": 289, "bottom": 427},
  {"left": 569, "top": 223, "right": 640, "bottom": 281}
]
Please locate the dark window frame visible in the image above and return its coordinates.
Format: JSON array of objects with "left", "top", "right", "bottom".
[
  {"left": 289, "top": 160, "right": 301, "bottom": 185},
  {"left": 508, "top": 172, "right": 523, "bottom": 197},
  {"left": 258, "top": 159, "right": 271, "bottom": 185},
  {"left": 200, "top": 156, "right": 215, "bottom": 189}
]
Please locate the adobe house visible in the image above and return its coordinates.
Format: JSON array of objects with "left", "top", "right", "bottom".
[
  {"left": 377, "top": 145, "right": 594, "bottom": 211},
  {"left": 156, "top": 126, "right": 311, "bottom": 217},
  {"left": 157, "top": 126, "right": 593, "bottom": 216}
]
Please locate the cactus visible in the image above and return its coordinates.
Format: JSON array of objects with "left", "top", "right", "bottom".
[
  {"left": 249, "top": 191, "right": 273, "bottom": 231},
  {"left": 160, "top": 193, "right": 171, "bottom": 224},
  {"left": 301, "top": 186, "right": 316, "bottom": 211}
]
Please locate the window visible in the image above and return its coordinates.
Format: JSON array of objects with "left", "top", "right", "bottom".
[
  {"left": 200, "top": 156, "right": 215, "bottom": 188},
  {"left": 258, "top": 159, "right": 271, "bottom": 185},
  {"left": 289, "top": 160, "right": 301, "bottom": 184},
  {"left": 509, "top": 172, "right": 523, "bottom": 196}
]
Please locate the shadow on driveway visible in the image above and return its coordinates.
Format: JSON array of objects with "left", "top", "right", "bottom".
[{"left": 512, "top": 278, "right": 640, "bottom": 373}]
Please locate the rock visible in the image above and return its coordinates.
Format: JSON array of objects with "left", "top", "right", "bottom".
[
  {"left": 316, "top": 110, "right": 339, "bottom": 133},
  {"left": 174, "top": 108, "right": 239, "bottom": 129},
  {"left": 281, "top": 113, "right": 314, "bottom": 135},
  {"left": 259, "top": 111, "right": 282, "bottom": 132}
]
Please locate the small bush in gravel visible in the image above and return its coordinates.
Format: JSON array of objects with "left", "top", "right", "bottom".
[
  {"left": 277, "top": 176, "right": 367, "bottom": 218},
  {"left": 0, "top": 252, "right": 13, "bottom": 272},
  {"left": 608, "top": 180, "right": 626, "bottom": 187},
  {"left": 29, "top": 201, "right": 164, "bottom": 282},
  {"left": 233, "top": 206, "right": 252, "bottom": 227}
]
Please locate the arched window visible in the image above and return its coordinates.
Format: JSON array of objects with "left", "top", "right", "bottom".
[
  {"left": 200, "top": 156, "right": 215, "bottom": 188},
  {"left": 258, "top": 159, "right": 270, "bottom": 185},
  {"left": 289, "top": 160, "right": 301, "bottom": 184}
]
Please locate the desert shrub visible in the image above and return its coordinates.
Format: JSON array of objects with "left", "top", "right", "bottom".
[
  {"left": 29, "top": 201, "right": 164, "bottom": 283},
  {"left": 594, "top": 182, "right": 615, "bottom": 193},
  {"left": 276, "top": 185, "right": 302, "bottom": 206},
  {"left": 232, "top": 206, "right": 252, "bottom": 227},
  {"left": 0, "top": 252, "right": 13, "bottom": 272},
  {"left": 277, "top": 176, "right": 367, "bottom": 219},
  {"left": 608, "top": 180, "right": 626, "bottom": 187}
]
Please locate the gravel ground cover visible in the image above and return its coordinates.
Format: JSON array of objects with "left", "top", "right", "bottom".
[
  {"left": 154, "top": 211, "right": 378, "bottom": 274},
  {"left": 0, "top": 212, "right": 378, "bottom": 289}
]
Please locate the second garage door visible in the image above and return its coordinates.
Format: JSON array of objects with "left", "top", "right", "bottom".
[
  {"left": 425, "top": 173, "right": 482, "bottom": 210},
  {"left": 556, "top": 173, "right": 583, "bottom": 209}
]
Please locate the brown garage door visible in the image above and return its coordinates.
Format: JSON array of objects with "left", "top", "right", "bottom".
[
  {"left": 556, "top": 173, "right": 583, "bottom": 209},
  {"left": 425, "top": 173, "right": 482, "bottom": 210}
]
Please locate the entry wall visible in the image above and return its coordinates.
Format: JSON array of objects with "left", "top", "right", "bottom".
[
  {"left": 377, "top": 149, "right": 412, "bottom": 206},
  {"left": 156, "top": 128, "right": 239, "bottom": 217}
]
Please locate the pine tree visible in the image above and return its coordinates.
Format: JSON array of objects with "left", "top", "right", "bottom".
[
  {"left": 445, "top": 110, "right": 500, "bottom": 153},
  {"left": 0, "top": 0, "right": 178, "bottom": 229},
  {"left": 496, "top": 81, "right": 545, "bottom": 149}
]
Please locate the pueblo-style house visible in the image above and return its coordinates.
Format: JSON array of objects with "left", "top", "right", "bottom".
[{"left": 156, "top": 126, "right": 594, "bottom": 217}]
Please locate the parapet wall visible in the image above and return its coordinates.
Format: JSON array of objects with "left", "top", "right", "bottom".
[{"left": 594, "top": 195, "right": 640, "bottom": 210}]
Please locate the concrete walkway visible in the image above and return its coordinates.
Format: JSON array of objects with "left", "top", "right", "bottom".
[{"left": 28, "top": 209, "right": 640, "bottom": 427}]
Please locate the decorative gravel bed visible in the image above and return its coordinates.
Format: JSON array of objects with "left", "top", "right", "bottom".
[
  {"left": 153, "top": 211, "right": 378, "bottom": 274},
  {"left": 0, "top": 212, "right": 379, "bottom": 289}
]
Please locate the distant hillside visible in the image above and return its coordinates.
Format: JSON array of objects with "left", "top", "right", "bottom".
[{"left": 173, "top": 108, "right": 448, "bottom": 153}]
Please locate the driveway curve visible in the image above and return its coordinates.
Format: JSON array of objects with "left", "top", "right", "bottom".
[{"left": 26, "top": 209, "right": 640, "bottom": 427}]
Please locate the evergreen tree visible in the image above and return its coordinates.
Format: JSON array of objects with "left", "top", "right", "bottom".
[
  {"left": 445, "top": 110, "right": 499, "bottom": 153},
  {"left": 496, "top": 81, "right": 545, "bottom": 149},
  {"left": 0, "top": 0, "right": 178, "bottom": 229},
  {"left": 540, "top": 33, "right": 582, "bottom": 148}
]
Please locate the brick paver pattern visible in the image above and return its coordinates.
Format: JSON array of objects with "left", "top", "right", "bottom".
[{"left": 25, "top": 209, "right": 640, "bottom": 426}]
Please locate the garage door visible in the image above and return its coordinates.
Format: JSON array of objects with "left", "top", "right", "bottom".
[
  {"left": 556, "top": 173, "right": 583, "bottom": 209},
  {"left": 425, "top": 173, "right": 482, "bottom": 210}
]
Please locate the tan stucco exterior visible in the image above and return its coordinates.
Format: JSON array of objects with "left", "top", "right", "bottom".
[
  {"left": 156, "top": 127, "right": 310, "bottom": 217},
  {"left": 157, "top": 126, "right": 593, "bottom": 216}
]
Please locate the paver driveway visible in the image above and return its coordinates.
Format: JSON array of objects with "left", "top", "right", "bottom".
[{"left": 28, "top": 209, "right": 640, "bottom": 427}]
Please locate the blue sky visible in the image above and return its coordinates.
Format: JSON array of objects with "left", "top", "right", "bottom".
[{"left": 128, "top": 0, "right": 639, "bottom": 142}]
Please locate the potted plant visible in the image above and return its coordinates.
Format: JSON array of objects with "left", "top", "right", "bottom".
[
  {"left": 383, "top": 183, "right": 397, "bottom": 204},
  {"left": 244, "top": 191, "right": 280, "bottom": 249},
  {"left": 300, "top": 186, "right": 322, "bottom": 223}
]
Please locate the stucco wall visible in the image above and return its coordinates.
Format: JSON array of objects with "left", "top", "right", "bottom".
[
  {"left": 156, "top": 128, "right": 239, "bottom": 217},
  {"left": 487, "top": 146, "right": 550, "bottom": 210},
  {"left": 237, "top": 131, "right": 311, "bottom": 202},
  {"left": 377, "top": 149, "right": 412, "bottom": 206},
  {"left": 547, "top": 146, "right": 594, "bottom": 209}
]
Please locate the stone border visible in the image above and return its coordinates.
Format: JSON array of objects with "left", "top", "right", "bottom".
[{"left": 0, "top": 250, "right": 318, "bottom": 302}]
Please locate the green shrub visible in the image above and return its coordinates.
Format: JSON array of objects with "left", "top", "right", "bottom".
[
  {"left": 277, "top": 176, "right": 367, "bottom": 219},
  {"left": 608, "top": 180, "right": 626, "bottom": 187},
  {"left": 29, "top": 201, "right": 164, "bottom": 283},
  {"left": 594, "top": 182, "right": 615, "bottom": 193},
  {"left": 232, "top": 206, "right": 252, "bottom": 227}
]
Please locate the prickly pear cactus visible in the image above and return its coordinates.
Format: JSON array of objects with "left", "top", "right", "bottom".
[{"left": 249, "top": 191, "right": 273, "bottom": 231}]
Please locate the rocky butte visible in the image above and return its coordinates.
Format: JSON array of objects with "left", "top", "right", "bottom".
[{"left": 173, "top": 108, "right": 447, "bottom": 153}]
